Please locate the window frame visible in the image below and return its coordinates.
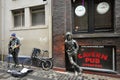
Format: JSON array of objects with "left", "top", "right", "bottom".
[
  {"left": 30, "top": 5, "right": 45, "bottom": 26},
  {"left": 72, "top": 0, "right": 115, "bottom": 34},
  {"left": 12, "top": 9, "right": 25, "bottom": 28}
]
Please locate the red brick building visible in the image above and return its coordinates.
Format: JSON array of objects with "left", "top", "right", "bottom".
[{"left": 52, "top": 0, "right": 120, "bottom": 74}]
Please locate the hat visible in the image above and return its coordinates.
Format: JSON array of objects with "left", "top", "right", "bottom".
[{"left": 11, "top": 33, "right": 16, "bottom": 37}]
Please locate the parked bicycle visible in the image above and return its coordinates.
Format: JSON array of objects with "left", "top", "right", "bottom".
[{"left": 22, "top": 48, "right": 53, "bottom": 70}]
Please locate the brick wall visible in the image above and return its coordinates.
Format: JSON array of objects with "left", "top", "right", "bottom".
[
  {"left": 52, "top": 0, "right": 120, "bottom": 73},
  {"left": 115, "top": 0, "right": 120, "bottom": 33},
  {"left": 52, "top": 0, "right": 66, "bottom": 68}
]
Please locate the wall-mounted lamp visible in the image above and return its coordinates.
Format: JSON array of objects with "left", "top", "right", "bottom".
[{"left": 43, "top": 0, "right": 47, "bottom": 4}]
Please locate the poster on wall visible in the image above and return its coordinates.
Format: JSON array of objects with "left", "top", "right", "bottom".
[{"left": 77, "top": 45, "right": 116, "bottom": 72}]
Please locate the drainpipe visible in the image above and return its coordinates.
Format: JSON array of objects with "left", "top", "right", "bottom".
[
  {"left": 1, "top": 0, "right": 5, "bottom": 62},
  {"left": 48, "top": 0, "right": 52, "bottom": 58}
]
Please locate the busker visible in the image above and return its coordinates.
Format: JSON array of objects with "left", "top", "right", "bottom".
[
  {"left": 8, "top": 33, "right": 21, "bottom": 68},
  {"left": 65, "top": 32, "right": 82, "bottom": 76}
]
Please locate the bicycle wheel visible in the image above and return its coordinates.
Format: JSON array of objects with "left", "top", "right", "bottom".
[
  {"left": 22, "top": 58, "right": 32, "bottom": 69},
  {"left": 41, "top": 60, "right": 53, "bottom": 70}
]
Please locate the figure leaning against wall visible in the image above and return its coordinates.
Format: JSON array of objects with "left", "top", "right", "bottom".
[{"left": 65, "top": 32, "right": 82, "bottom": 76}]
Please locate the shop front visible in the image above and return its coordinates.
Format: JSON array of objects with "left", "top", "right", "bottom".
[
  {"left": 65, "top": 45, "right": 116, "bottom": 73},
  {"left": 77, "top": 46, "right": 115, "bottom": 72},
  {"left": 52, "top": 0, "right": 120, "bottom": 73}
]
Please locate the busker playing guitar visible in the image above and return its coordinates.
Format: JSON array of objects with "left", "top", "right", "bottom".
[
  {"left": 8, "top": 33, "right": 21, "bottom": 68},
  {"left": 65, "top": 32, "right": 82, "bottom": 76}
]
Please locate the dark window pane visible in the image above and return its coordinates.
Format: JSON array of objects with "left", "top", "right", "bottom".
[
  {"left": 73, "top": 0, "right": 88, "bottom": 33},
  {"left": 72, "top": 0, "right": 114, "bottom": 33},
  {"left": 32, "top": 11, "right": 45, "bottom": 26},
  {"left": 31, "top": 6, "right": 45, "bottom": 26},
  {"left": 22, "top": 14, "right": 25, "bottom": 26},
  {"left": 94, "top": 0, "right": 113, "bottom": 32},
  {"left": 13, "top": 9, "right": 24, "bottom": 27},
  {"left": 14, "top": 15, "right": 21, "bottom": 27}
]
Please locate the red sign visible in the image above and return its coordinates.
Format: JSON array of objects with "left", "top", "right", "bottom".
[{"left": 77, "top": 46, "right": 116, "bottom": 72}]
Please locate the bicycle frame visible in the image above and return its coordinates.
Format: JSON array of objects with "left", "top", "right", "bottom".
[{"left": 22, "top": 48, "right": 53, "bottom": 70}]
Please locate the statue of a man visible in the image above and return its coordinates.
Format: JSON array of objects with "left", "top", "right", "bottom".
[{"left": 65, "top": 32, "right": 82, "bottom": 76}]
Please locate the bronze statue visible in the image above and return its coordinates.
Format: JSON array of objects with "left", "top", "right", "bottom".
[{"left": 65, "top": 32, "right": 82, "bottom": 76}]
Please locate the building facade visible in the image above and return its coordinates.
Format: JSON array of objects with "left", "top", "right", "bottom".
[
  {"left": 0, "top": 0, "right": 120, "bottom": 74},
  {"left": 52, "top": 0, "right": 120, "bottom": 73},
  {"left": 0, "top": 0, "right": 52, "bottom": 59},
  {"left": 0, "top": 0, "right": 3, "bottom": 60}
]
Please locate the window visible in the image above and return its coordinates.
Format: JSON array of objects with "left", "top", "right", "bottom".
[
  {"left": 72, "top": 0, "right": 114, "bottom": 33},
  {"left": 12, "top": 9, "right": 24, "bottom": 27},
  {"left": 30, "top": 5, "right": 45, "bottom": 26}
]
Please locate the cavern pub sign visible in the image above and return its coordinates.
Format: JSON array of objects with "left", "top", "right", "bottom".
[{"left": 77, "top": 45, "right": 116, "bottom": 73}]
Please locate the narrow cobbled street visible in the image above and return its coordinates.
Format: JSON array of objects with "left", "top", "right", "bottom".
[{"left": 0, "top": 62, "right": 120, "bottom": 80}]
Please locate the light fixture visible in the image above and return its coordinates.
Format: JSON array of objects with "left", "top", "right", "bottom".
[{"left": 43, "top": 0, "right": 47, "bottom": 4}]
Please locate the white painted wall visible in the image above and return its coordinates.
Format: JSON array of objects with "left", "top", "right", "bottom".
[
  {"left": 1, "top": 0, "right": 52, "bottom": 58},
  {"left": 0, "top": 0, "right": 2, "bottom": 55}
]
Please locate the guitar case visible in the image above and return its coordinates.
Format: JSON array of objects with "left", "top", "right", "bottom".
[{"left": 7, "top": 68, "right": 33, "bottom": 77}]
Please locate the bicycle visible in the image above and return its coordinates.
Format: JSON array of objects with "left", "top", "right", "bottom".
[{"left": 22, "top": 48, "right": 53, "bottom": 70}]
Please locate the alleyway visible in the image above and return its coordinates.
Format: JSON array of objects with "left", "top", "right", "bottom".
[{"left": 0, "top": 61, "right": 120, "bottom": 80}]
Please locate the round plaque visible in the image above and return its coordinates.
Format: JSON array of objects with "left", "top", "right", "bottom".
[
  {"left": 75, "top": 5, "right": 86, "bottom": 17},
  {"left": 97, "top": 2, "right": 110, "bottom": 14}
]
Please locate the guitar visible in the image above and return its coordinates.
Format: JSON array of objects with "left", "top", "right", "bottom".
[{"left": 9, "top": 45, "right": 17, "bottom": 54}]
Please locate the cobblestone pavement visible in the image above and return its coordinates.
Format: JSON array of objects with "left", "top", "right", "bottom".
[{"left": 0, "top": 61, "right": 120, "bottom": 80}]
